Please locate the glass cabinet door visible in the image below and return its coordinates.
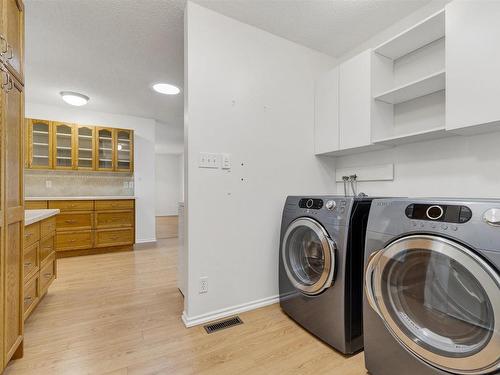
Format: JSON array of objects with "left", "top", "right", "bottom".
[
  {"left": 53, "top": 123, "right": 75, "bottom": 169},
  {"left": 97, "top": 128, "right": 114, "bottom": 170},
  {"left": 76, "top": 126, "right": 95, "bottom": 170},
  {"left": 115, "top": 129, "right": 133, "bottom": 172},
  {"left": 28, "top": 119, "right": 52, "bottom": 169}
]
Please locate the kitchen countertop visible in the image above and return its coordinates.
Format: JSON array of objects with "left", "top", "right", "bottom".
[
  {"left": 25, "top": 209, "right": 60, "bottom": 226},
  {"left": 25, "top": 196, "right": 136, "bottom": 201}
]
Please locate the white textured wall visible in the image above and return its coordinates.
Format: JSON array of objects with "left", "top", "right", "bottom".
[
  {"left": 155, "top": 153, "right": 182, "bottom": 216},
  {"left": 184, "top": 2, "right": 336, "bottom": 323},
  {"left": 25, "top": 102, "right": 157, "bottom": 243}
]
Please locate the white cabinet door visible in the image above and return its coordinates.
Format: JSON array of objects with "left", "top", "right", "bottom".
[
  {"left": 314, "top": 68, "right": 339, "bottom": 154},
  {"left": 339, "top": 50, "right": 372, "bottom": 150},
  {"left": 446, "top": 1, "right": 500, "bottom": 132}
]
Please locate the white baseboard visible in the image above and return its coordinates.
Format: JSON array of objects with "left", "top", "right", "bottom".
[
  {"left": 181, "top": 294, "right": 279, "bottom": 328},
  {"left": 135, "top": 238, "right": 157, "bottom": 244}
]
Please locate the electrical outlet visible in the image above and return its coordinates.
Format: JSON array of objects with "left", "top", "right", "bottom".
[
  {"left": 199, "top": 277, "right": 208, "bottom": 294},
  {"left": 46, "top": 180, "right": 52, "bottom": 188}
]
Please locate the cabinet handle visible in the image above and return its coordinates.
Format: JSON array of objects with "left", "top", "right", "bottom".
[
  {"left": 25, "top": 232, "right": 32, "bottom": 239},
  {"left": 24, "top": 296, "right": 32, "bottom": 303},
  {"left": 65, "top": 219, "right": 77, "bottom": 224},
  {"left": 5, "top": 76, "right": 12, "bottom": 93},
  {"left": 110, "top": 236, "right": 119, "bottom": 240},
  {"left": 44, "top": 273, "right": 52, "bottom": 278},
  {"left": 0, "top": 34, "right": 7, "bottom": 55},
  {"left": 24, "top": 261, "right": 32, "bottom": 267},
  {"left": 69, "top": 239, "right": 76, "bottom": 243},
  {"left": 6, "top": 44, "right": 12, "bottom": 60}
]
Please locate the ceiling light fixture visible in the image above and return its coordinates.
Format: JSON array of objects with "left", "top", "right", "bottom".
[
  {"left": 60, "top": 91, "right": 90, "bottom": 106},
  {"left": 152, "top": 83, "right": 180, "bottom": 95}
]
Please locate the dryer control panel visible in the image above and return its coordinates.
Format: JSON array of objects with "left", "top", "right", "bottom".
[
  {"left": 299, "top": 198, "right": 323, "bottom": 210},
  {"left": 405, "top": 204, "right": 472, "bottom": 223}
]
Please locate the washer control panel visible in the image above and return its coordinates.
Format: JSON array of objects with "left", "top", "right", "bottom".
[
  {"left": 299, "top": 198, "right": 323, "bottom": 210},
  {"left": 405, "top": 204, "right": 472, "bottom": 224}
]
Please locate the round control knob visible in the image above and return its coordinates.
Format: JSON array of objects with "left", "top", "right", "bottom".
[
  {"left": 306, "top": 199, "right": 314, "bottom": 209},
  {"left": 325, "top": 200, "right": 336, "bottom": 211},
  {"left": 426, "top": 205, "right": 444, "bottom": 220},
  {"left": 483, "top": 208, "right": 500, "bottom": 226}
]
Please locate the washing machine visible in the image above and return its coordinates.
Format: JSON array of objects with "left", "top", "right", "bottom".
[
  {"left": 363, "top": 198, "right": 500, "bottom": 375},
  {"left": 279, "top": 195, "right": 373, "bottom": 354}
]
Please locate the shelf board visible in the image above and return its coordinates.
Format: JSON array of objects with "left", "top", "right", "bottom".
[
  {"left": 56, "top": 133, "right": 72, "bottom": 137},
  {"left": 117, "top": 160, "right": 130, "bottom": 163},
  {"left": 33, "top": 130, "right": 49, "bottom": 135},
  {"left": 33, "top": 155, "right": 49, "bottom": 158},
  {"left": 78, "top": 148, "right": 93, "bottom": 151},
  {"left": 99, "top": 148, "right": 112, "bottom": 151},
  {"left": 99, "top": 159, "right": 112, "bottom": 162},
  {"left": 374, "top": 9, "right": 445, "bottom": 60},
  {"left": 33, "top": 142, "right": 49, "bottom": 146},
  {"left": 99, "top": 137, "right": 113, "bottom": 140},
  {"left": 56, "top": 156, "right": 72, "bottom": 160},
  {"left": 373, "top": 70, "right": 445, "bottom": 105},
  {"left": 372, "top": 127, "right": 447, "bottom": 146},
  {"left": 56, "top": 146, "right": 72, "bottom": 150},
  {"left": 78, "top": 135, "right": 93, "bottom": 139},
  {"left": 117, "top": 139, "right": 130, "bottom": 142},
  {"left": 78, "top": 158, "right": 93, "bottom": 161}
]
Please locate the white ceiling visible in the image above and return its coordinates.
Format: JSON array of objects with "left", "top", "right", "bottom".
[
  {"left": 25, "top": 0, "right": 186, "bottom": 127},
  {"left": 26, "top": 0, "right": 431, "bottom": 128}
]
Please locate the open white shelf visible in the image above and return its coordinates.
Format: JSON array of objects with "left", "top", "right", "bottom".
[
  {"left": 374, "top": 9, "right": 445, "bottom": 60},
  {"left": 374, "top": 70, "right": 445, "bottom": 104},
  {"left": 373, "top": 126, "right": 447, "bottom": 146}
]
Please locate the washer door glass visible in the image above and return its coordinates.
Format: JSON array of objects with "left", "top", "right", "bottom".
[
  {"left": 282, "top": 218, "right": 335, "bottom": 295},
  {"left": 366, "top": 235, "right": 500, "bottom": 374}
]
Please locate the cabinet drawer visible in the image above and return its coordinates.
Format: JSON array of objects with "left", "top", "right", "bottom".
[
  {"left": 24, "top": 223, "right": 40, "bottom": 248},
  {"left": 40, "top": 235, "right": 55, "bottom": 262},
  {"left": 56, "top": 230, "right": 93, "bottom": 251},
  {"left": 56, "top": 212, "right": 93, "bottom": 231},
  {"left": 41, "top": 216, "right": 56, "bottom": 238},
  {"left": 95, "top": 210, "right": 134, "bottom": 229},
  {"left": 25, "top": 201, "right": 48, "bottom": 209},
  {"left": 95, "top": 200, "right": 134, "bottom": 210},
  {"left": 24, "top": 276, "right": 40, "bottom": 320},
  {"left": 49, "top": 200, "right": 94, "bottom": 211},
  {"left": 24, "top": 243, "right": 39, "bottom": 281},
  {"left": 40, "top": 253, "right": 56, "bottom": 293},
  {"left": 95, "top": 228, "right": 134, "bottom": 247}
]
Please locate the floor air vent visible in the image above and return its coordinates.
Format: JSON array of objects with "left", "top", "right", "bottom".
[{"left": 204, "top": 316, "right": 243, "bottom": 334}]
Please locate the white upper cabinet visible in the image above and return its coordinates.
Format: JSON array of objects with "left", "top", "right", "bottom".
[
  {"left": 339, "top": 50, "right": 372, "bottom": 151},
  {"left": 446, "top": 1, "right": 500, "bottom": 133},
  {"left": 314, "top": 67, "right": 339, "bottom": 154}
]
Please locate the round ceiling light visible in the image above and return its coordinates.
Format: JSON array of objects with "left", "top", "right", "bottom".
[
  {"left": 152, "top": 83, "right": 180, "bottom": 95},
  {"left": 60, "top": 91, "right": 90, "bottom": 106}
]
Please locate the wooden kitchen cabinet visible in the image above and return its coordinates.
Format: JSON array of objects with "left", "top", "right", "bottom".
[
  {"left": 26, "top": 119, "right": 52, "bottom": 169},
  {"left": 96, "top": 127, "right": 115, "bottom": 171},
  {"left": 23, "top": 216, "right": 57, "bottom": 321},
  {"left": 76, "top": 126, "right": 95, "bottom": 170},
  {"left": 115, "top": 129, "right": 134, "bottom": 172},
  {"left": 446, "top": 1, "right": 500, "bottom": 133},
  {"left": 2, "top": 0, "right": 24, "bottom": 84},
  {"left": 0, "top": 0, "right": 25, "bottom": 368},
  {"left": 31, "top": 199, "right": 136, "bottom": 257},
  {"left": 52, "top": 122, "right": 75, "bottom": 170},
  {"left": 25, "top": 121, "right": 134, "bottom": 172}
]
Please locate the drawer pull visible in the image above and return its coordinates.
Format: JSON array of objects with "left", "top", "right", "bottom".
[
  {"left": 24, "top": 261, "right": 32, "bottom": 267},
  {"left": 24, "top": 296, "right": 32, "bottom": 303},
  {"left": 65, "top": 219, "right": 77, "bottom": 224},
  {"left": 25, "top": 233, "right": 32, "bottom": 238},
  {"left": 44, "top": 273, "right": 52, "bottom": 278},
  {"left": 69, "top": 239, "right": 76, "bottom": 243},
  {"left": 110, "top": 236, "right": 119, "bottom": 240},
  {"left": 69, "top": 204, "right": 76, "bottom": 208},
  {"left": 44, "top": 247, "right": 52, "bottom": 251}
]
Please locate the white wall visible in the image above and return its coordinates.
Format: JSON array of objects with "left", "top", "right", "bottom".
[
  {"left": 155, "top": 153, "right": 182, "bottom": 216},
  {"left": 25, "top": 102, "right": 157, "bottom": 243},
  {"left": 183, "top": 2, "right": 336, "bottom": 325},
  {"left": 332, "top": 0, "right": 500, "bottom": 198}
]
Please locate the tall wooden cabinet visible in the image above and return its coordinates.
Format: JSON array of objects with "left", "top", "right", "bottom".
[{"left": 1, "top": 0, "right": 25, "bottom": 369}]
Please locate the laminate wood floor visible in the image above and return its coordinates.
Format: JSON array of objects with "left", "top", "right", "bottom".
[
  {"left": 5, "top": 239, "right": 366, "bottom": 375},
  {"left": 156, "top": 216, "right": 179, "bottom": 239}
]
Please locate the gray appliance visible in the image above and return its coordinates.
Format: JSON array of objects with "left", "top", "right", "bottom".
[
  {"left": 364, "top": 198, "right": 500, "bottom": 375},
  {"left": 279, "top": 196, "right": 373, "bottom": 354}
]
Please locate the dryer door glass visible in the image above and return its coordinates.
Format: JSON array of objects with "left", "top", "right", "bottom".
[
  {"left": 282, "top": 218, "right": 335, "bottom": 295},
  {"left": 366, "top": 235, "right": 500, "bottom": 374}
]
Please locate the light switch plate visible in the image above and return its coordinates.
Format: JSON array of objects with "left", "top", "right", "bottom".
[
  {"left": 199, "top": 153, "right": 219, "bottom": 169},
  {"left": 221, "top": 153, "right": 231, "bottom": 169}
]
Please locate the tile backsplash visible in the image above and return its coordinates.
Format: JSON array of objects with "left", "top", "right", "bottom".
[{"left": 25, "top": 170, "right": 134, "bottom": 197}]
